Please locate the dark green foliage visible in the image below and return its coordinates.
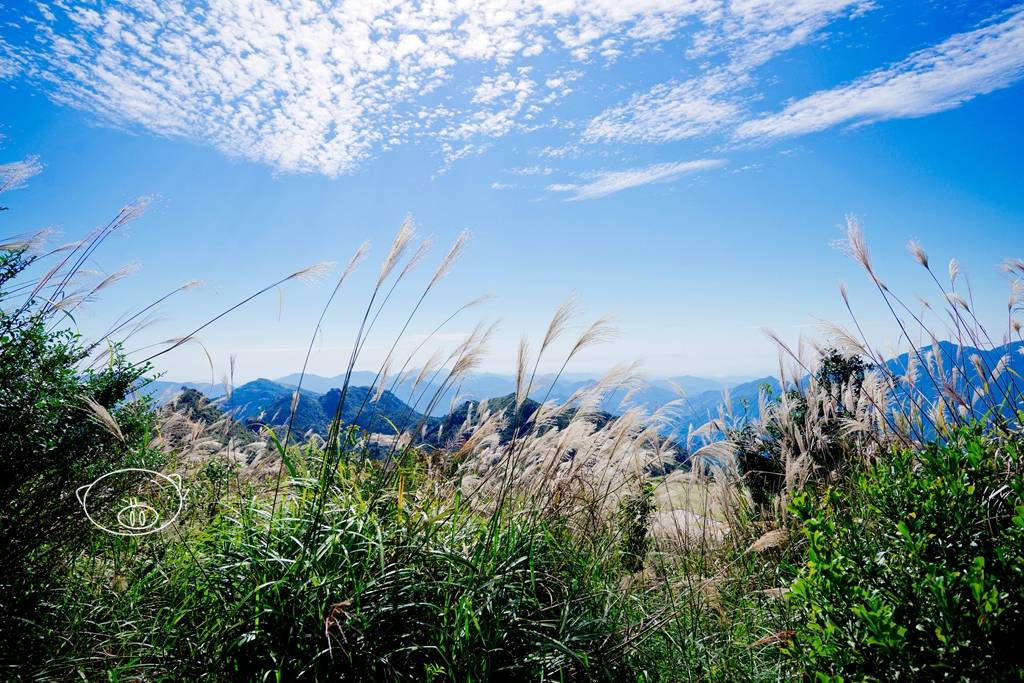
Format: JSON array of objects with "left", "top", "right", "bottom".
[
  {"left": 785, "top": 427, "right": 1024, "bottom": 681},
  {"left": 809, "top": 348, "right": 867, "bottom": 473},
  {"left": 731, "top": 380, "right": 797, "bottom": 510},
  {"left": 815, "top": 347, "right": 866, "bottom": 398},
  {"left": 619, "top": 481, "right": 655, "bottom": 573},
  {"left": 732, "top": 420, "right": 786, "bottom": 510},
  {"left": 732, "top": 349, "right": 869, "bottom": 511},
  {"left": 0, "top": 248, "right": 155, "bottom": 667},
  {"left": 0, "top": 250, "right": 152, "bottom": 572}
]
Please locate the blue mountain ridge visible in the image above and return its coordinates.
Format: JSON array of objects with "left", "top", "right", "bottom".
[{"left": 140, "top": 341, "right": 1024, "bottom": 441}]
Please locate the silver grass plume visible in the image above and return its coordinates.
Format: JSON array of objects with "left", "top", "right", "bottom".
[
  {"left": 567, "top": 314, "right": 618, "bottom": 360},
  {"left": 377, "top": 216, "right": 416, "bottom": 287},
  {"left": 514, "top": 336, "right": 530, "bottom": 407},
  {"left": 429, "top": 229, "right": 470, "bottom": 290},
  {"left": 907, "top": 239, "right": 929, "bottom": 269},
  {"left": 400, "top": 237, "right": 432, "bottom": 278},
  {"left": 373, "top": 359, "right": 391, "bottom": 403},
  {"left": 291, "top": 260, "right": 336, "bottom": 283},
  {"left": 82, "top": 396, "right": 124, "bottom": 442},
  {"left": 0, "top": 229, "right": 51, "bottom": 252},
  {"left": 540, "top": 293, "right": 577, "bottom": 356}
]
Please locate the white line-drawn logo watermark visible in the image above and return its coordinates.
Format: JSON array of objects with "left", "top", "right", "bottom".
[{"left": 76, "top": 468, "right": 183, "bottom": 536}]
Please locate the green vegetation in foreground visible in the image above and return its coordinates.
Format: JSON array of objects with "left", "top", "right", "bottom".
[
  {"left": 11, "top": 418, "right": 1024, "bottom": 681},
  {"left": 786, "top": 427, "right": 1024, "bottom": 680}
]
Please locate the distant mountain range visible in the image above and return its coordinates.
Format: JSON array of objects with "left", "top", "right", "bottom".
[
  {"left": 138, "top": 380, "right": 226, "bottom": 405},
  {"left": 159, "top": 371, "right": 753, "bottom": 417},
  {"left": 140, "top": 370, "right": 771, "bottom": 440},
  {"left": 138, "top": 341, "right": 1024, "bottom": 444},
  {"left": 254, "top": 385, "right": 426, "bottom": 437},
  {"left": 884, "top": 340, "right": 1024, "bottom": 425}
]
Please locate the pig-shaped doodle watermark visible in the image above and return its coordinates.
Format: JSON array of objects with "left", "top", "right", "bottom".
[{"left": 76, "top": 468, "right": 183, "bottom": 536}]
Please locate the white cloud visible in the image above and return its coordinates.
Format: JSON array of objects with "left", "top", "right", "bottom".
[
  {"left": 547, "top": 159, "right": 725, "bottom": 201},
  {"left": 0, "top": 155, "right": 45, "bottom": 192},
  {"left": 11, "top": 0, "right": 711, "bottom": 176},
  {"left": 0, "top": 56, "right": 17, "bottom": 80},
  {"left": 509, "top": 165, "right": 555, "bottom": 175},
  {"left": 10, "top": 0, "right": 1016, "bottom": 176},
  {"left": 0, "top": 36, "right": 21, "bottom": 79},
  {"left": 582, "top": 0, "right": 872, "bottom": 144},
  {"left": 546, "top": 182, "right": 579, "bottom": 192},
  {"left": 490, "top": 181, "right": 515, "bottom": 190},
  {"left": 473, "top": 70, "right": 534, "bottom": 105},
  {"left": 583, "top": 70, "right": 743, "bottom": 143},
  {"left": 735, "top": 6, "right": 1024, "bottom": 140},
  {"left": 436, "top": 68, "right": 539, "bottom": 163}
]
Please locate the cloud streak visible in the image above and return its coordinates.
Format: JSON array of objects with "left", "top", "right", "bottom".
[
  {"left": 547, "top": 159, "right": 725, "bottom": 201},
  {"left": 582, "top": 0, "right": 872, "bottom": 144},
  {"left": 735, "top": 5, "right": 1024, "bottom": 140},
  {"left": 583, "top": 71, "right": 742, "bottom": 144}
]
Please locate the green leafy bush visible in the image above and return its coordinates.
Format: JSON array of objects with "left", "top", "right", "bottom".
[
  {"left": 785, "top": 427, "right": 1024, "bottom": 680},
  {"left": 731, "top": 349, "right": 869, "bottom": 511},
  {"left": 0, "top": 248, "right": 155, "bottom": 665},
  {"left": 618, "top": 481, "right": 655, "bottom": 572}
]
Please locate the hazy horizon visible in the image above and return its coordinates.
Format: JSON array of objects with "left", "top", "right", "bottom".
[{"left": 157, "top": 368, "right": 764, "bottom": 387}]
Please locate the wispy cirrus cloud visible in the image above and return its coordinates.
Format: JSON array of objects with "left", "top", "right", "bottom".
[
  {"left": 583, "top": 71, "right": 743, "bottom": 144},
  {"left": 547, "top": 159, "right": 725, "bottom": 201},
  {"left": 582, "top": 0, "right": 874, "bottom": 144},
  {"left": 0, "top": 35, "right": 20, "bottom": 79},
  {"left": 735, "top": 5, "right": 1024, "bottom": 140},
  {"left": 6, "top": 0, "right": 716, "bottom": 176}
]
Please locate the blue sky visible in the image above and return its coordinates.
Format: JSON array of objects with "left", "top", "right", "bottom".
[{"left": 1, "top": 0, "right": 1022, "bottom": 382}]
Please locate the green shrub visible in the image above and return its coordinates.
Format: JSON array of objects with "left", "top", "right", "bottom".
[
  {"left": 0, "top": 248, "right": 155, "bottom": 667},
  {"left": 785, "top": 427, "right": 1024, "bottom": 680},
  {"left": 732, "top": 349, "right": 869, "bottom": 512},
  {"left": 618, "top": 481, "right": 655, "bottom": 572}
]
